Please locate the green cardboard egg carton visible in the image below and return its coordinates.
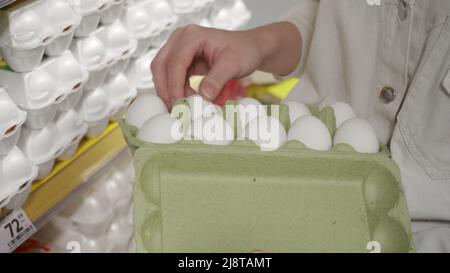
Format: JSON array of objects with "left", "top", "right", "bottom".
[{"left": 120, "top": 100, "right": 415, "bottom": 253}]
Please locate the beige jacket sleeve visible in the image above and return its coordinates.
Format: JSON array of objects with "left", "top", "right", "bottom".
[{"left": 280, "top": 0, "right": 319, "bottom": 78}]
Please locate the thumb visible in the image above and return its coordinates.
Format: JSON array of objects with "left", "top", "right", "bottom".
[{"left": 199, "top": 56, "right": 236, "bottom": 101}]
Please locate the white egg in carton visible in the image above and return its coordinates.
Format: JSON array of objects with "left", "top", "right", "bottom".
[
  {"left": 77, "top": 73, "right": 136, "bottom": 138},
  {"left": 125, "top": 48, "right": 158, "bottom": 94},
  {"left": 0, "top": 0, "right": 81, "bottom": 72},
  {"left": 120, "top": 0, "right": 178, "bottom": 58},
  {"left": 0, "top": 88, "right": 27, "bottom": 156},
  {"left": 70, "top": 19, "right": 137, "bottom": 91},
  {"left": 0, "top": 51, "right": 88, "bottom": 129},
  {"left": 0, "top": 147, "right": 38, "bottom": 210}
]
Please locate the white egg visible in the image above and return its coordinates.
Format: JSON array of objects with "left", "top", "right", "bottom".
[
  {"left": 187, "top": 115, "right": 234, "bottom": 145},
  {"left": 236, "top": 97, "right": 266, "bottom": 128},
  {"left": 238, "top": 97, "right": 261, "bottom": 107},
  {"left": 125, "top": 94, "right": 168, "bottom": 128},
  {"left": 244, "top": 115, "right": 287, "bottom": 151},
  {"left": 333, "top": 117, "right": 379, "bottom": 153},
  {"left": 137, "top": 113, "right": 183, "bottom": 144},
  {"left": 288, "top": 115, "right": 332, "bottom": 151},
  {"left": 329, "top": 102, "right": 356, "bottom": 128},
  {"left": 187, "top": 94, "right": 219, "bottom": 120},
  {"left": 285, "top": 101, "right": 311, "bottom": 124}
]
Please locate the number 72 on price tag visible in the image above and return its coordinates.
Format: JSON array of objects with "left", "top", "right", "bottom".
[{"left": 0, "top": 209, "right": 36, "bottom": 253}]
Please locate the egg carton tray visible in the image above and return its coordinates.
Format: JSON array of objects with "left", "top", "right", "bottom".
[{"left": 119, "top": 102, "right": 415, "bottom": 253}]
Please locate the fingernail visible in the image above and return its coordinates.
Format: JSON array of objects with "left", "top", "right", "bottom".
[{"left": 201, "top": 86, "right": 214, "bottom": 101}]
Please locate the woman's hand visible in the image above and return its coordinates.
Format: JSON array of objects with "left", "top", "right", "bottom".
[{"left": 151, "top": 22, "right": 302, "bottom": 108}]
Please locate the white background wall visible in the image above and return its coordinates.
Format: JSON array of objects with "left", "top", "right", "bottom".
[{"left": 244, "top": 0, "right": 299, "bottom": 28}]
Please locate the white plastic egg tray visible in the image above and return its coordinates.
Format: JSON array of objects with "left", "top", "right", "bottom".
[
  {"left": 0, "top": 88, "right": 27, "bottom": 156},
  {"left": 125, "top": 48, "right": 158, "bottom": 94},
  {"left": 68, "top": 0, "right": 124, "bottom": 38},
  {"left": 77, "top": 72, "right": 136, "bottom": 138},
  {"left": 70, "top": 19, "right": 137, "bottom": 91},
  {"left": 33, "top": 154, "right": 135, "bottom": 253},
  {"left": 0, "top": 146, "right": 38, "bottom": 210},
  {"left": 17, "top": 107, "right": 88, "bottom": 180},
  {"left": 121, "top": 0, "right": 178, "bottom": 58},
  {"left": 0, "top": 51, "right": 88, "bottom": 129},
  {"left": 0, "top": 0, "right": 81, "bottom": 72}
]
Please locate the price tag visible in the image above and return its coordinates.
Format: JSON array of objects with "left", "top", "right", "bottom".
[{"left": 0, "top": 209, "right": 36, "bottom": 253}]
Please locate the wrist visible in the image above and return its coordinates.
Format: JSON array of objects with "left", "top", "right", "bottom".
[{"left": 249, "top": 22, "right": 302, "bottom": 75}]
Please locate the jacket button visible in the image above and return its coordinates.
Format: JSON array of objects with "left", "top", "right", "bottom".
[
  {"left": 380, "top": 87, "right": 396, "bottom": 104},
  {"left": 397, "top": 0, "right": 409, "bottom": 21}
]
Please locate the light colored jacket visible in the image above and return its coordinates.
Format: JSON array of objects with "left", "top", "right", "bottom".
[{"left": 281, "top": 0, "right": 450, "bottom": 252}]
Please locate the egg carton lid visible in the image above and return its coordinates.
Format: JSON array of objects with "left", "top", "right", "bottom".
[
  {"left": 0, "top": 0, "right": 81, "bottom": 50},
  {"left": 125, "top": 48, "right": 158, "bottom": 89},
  {"left": 123, "top": 116, "right": 415, "bottom": 252},
  {"left": 0, "top": 88, "right": 27, "bottom": 141},
  {"left": 120, "top": 100, "right": 414, "bottom": 252},
  {"left": 0, "top": 146, "right": 38, "bottom": 206},
  {"left": 77, "top": 86, "right": 112, "bottom": 123},
  {"left": 70, "top": 21, "right": 137, "bottom": 71},
  {"left": 121, "top": 0, "right": 162, "bottom": 39},
  {"left": 62, "top": 188, "right": 114, "bottom": 225},
  {"left": 103, "top": 73, "right": 137, "bottom": 106},
  {"left": 2, "top": 51, "right": 87, "bottom": 111},
  {"left": 34, "top": 216, "right": 112, "bottom": 252},
  {"left": 168, "top": 0, "right": 198, "bottom": 14},
  {"left": 17, "top": 124, "right": 60, "bottom": 165},
  {"left": 67, "top": 0, "right": 104, "bottom": 16},
  {"left": 54, "top": 108, "right": 88, "bottom": 148}
]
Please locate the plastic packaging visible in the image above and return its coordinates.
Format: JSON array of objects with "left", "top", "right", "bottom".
[
  {"left": 17, "top": 124, "right": 63, "bottom": 180},
  {"left": 100, "top": 0, "right": 125, "bottom": 25},
  {"left": 76, "top": 86, "right": 111, "bottom": 138},
  {"left": 68, "top": 0, "right": 104, "bottom": 38},
  {"left": 103, "top": 73, "right": 137, "bottom": 120},
  {"left": 121, "top": 0, "right": 177, "bottom": 58},
  {"left": 54, "top": 109, "right": 88, "bottom": 161},
  {"left": 125, "top": 48, "right": 158, "bottom": 94},
  {"left": 0, "top": 89, "right": 27, "bottom": 155},
  {"left": 62, "top": 189, "right": 114, "bottom": 238},
  {"left": 34, "top": 216, "right": 112, "bottom": 253},
  {"left": 0, "top": 147, "right": 38, "bottom": 209},
  {"left": 0, "top": 51, "right": 88, "bottom": 129},
  {"left": 70, "top": 20, "right": 137, "bottom": 91},
  {"left": 0, "top": 0, "right": 81, "bottom": 71}
]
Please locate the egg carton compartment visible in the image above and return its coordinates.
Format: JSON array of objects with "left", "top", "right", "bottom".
[
  {"left": 99, "top": 0, "right": 125, "bottom": 25},
  {"left": 102, "top": 73, "right": 137, "bottom": 121},
  {"left": 0, "top": 51, "right": 88, "bottom": 129},
  {"left": 0, "top": 0, "right": 81, "bottom": 72},
  {"left": 17, "top": 108, "right": 85, "bottom": 180},
  {"left": 0, "top": 88, "right": 27, "bottom": 155},
  {"left": 68, "top": 0, "right": 105, "bottom": 38},
  {"left": 121, "top": 0, "right": 178, "bottom": 58},
  {"left": 119, "top": 98, "right": 415, "bottom": 252},
  {"left": 125, "top": 48, "right": 158, "bottom": 94},
  {"left": 54, "top": 108, "right": 88, "bottom": 161},
  {"left": 33, "top": 163, "right": 135, "bottom": 252},
  {"left": 70, "top": 19, "right": 137, "bottom": 91},
  {"left": 0, "top": 146, "right": 38, "bottom": 210}
]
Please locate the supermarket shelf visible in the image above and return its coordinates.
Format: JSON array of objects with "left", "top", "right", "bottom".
[{"left": 23, "top": 122, "right": 128, "bottom": 229}]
